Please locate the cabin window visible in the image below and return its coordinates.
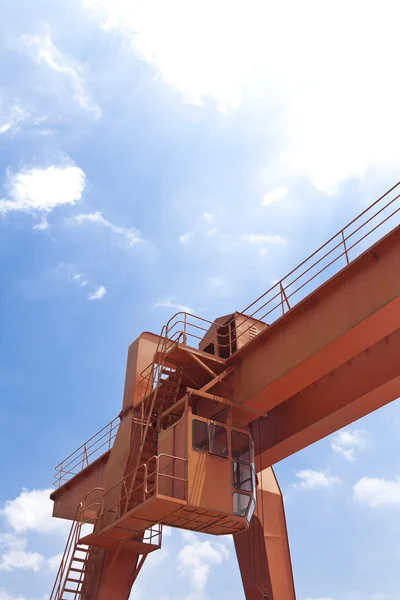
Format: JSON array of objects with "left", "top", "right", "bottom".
[
  {"left": 247, "top": 497, "right": 256, "bottom": 523},
  {"left": 233, "top": 462, "right": 253, "bottom": 492},
  {"left": 233, "top": 492, "right": 251, "bottom": 516},
  {"left": 231, "top": 431, "right": 250, "bottom": 463},
  {"left": 209, "top": 424, "right": 228, "bottom": 457},
  {"left": 192, "top": 419, "right": 208, "bottom": 452},
  {"left": 252, "top": 467, "right": 257, "bottom": 492}
]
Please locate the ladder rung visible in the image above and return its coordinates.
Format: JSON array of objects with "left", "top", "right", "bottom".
[{"left": 64, "top": 588, "right": 83, "bottom": 595}]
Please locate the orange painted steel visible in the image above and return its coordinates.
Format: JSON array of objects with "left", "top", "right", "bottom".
[
  {"left": 49, "top": 183, "right": 400, "bottom": 600},
  {"left": 234, "top": 467, "right": 296, "bottom": 600},
  {"left": 54, "top": 417, "right": 119, "bottom": 487}
]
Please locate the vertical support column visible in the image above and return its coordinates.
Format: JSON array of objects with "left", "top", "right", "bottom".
[
  {"left": 234, "top": 467, "right": 296, "bottom": 600},
  {"left": 96, "top": 548, "right": 148, "bottom": 600}
]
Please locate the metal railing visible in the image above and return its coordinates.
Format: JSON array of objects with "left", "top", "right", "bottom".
[
  {"left": 79, "top": 487, "right": 104, "bottom": 526},
  {"left": 97, "top": 462, "right": 147, "bottom": 529},
  {"left": 54, "top": 417, "right": 120, "bottom": 487},
  {"left": 77, "top": 454, "right": 187, "bottom": 542},
  {"left": 78, "top": 487, "right": 162, "bottom": 549},
  {"left": 139, "top": 181, "right": 400, "bottom": 356},
  {"left": 146, "top": 453, "right": 188, "bottom": 500},
  {"left": 50, "top": 504, "right": 83, "bottom": 600}
]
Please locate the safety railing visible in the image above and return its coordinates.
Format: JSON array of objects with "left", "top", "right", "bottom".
[
  {"left": 49, "top": 504, "right": 83, "bottom": 600},
  {"left": 142, "top": 182, "right": 400, "bottom": 357},
  {"left": 76, "top": 454, "right": 186, "bottom": 543},
  {"left": 146, "top": 453, "right": 188, "bottom": 501},
  {"left": 78, "top": 487, "right": 104, "bottom": 528},
  {"left": 97, "top": 463, "right": 147, "bottom": 530},
  {"left": 54, "top": 416, "right": 120, "bottom": 487},
  {"left": 77, "top": 485, "right": 162, "bottom": 548}
]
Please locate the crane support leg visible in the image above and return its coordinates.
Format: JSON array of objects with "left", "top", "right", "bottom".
[
  {"left": 234, "top": 467, "right": 296, "bottom": 600},
  {"left": 96, "top": 548, "right": 147, "bottom": 600}
]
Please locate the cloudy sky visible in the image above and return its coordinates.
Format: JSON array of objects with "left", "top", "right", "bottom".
[{"left": 1, "top": 1, "right": 400, "bottom": 599}]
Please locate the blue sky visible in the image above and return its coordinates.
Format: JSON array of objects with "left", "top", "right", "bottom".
[{"left": 0, "top": 1, "right": 400, "bottom": 599}]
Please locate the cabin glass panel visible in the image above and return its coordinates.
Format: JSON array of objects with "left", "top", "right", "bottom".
[
  {"left": 192, "top": 419, "right": 208, "bottom": 452},
  {"left": 233, "top": 492, "right": 251, "bottom": 516},
  {"left": 247, "top": 497, "right": 256, "bottom": 522},
  {"left": 231, "top": 430, "right": 250, "bottom": 463},
  {"left": 233, "top": 462, "right": 253, "bottom": 492},
  {"left": 209, "top": 424, "right": 228, "bottom": 457}
]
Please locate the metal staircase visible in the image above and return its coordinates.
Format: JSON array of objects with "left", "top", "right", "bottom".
[
  {"left": 50, "top": 507, "right": 104, "bottom": 600},
  {"left": 123, "top": 352, "right": 183, "bottom": 500}
]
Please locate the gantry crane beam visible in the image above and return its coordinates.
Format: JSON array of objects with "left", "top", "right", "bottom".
[
  {"left": 226, "top": 225, "right": 400, "bottom": 467},
  {"left": 253, "top": 325, "right": 400, "bottom": 468}
]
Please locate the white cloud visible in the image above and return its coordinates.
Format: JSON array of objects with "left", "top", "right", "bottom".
[
  {"left": 88, "top": 285, "right": 106, "bottom": 300},
  {"left": 84, "top": 0, "right": 400, "bottom": 193},
  {"left": 154, "top": 299, "right": 195, "bottom": 314},
  {"left": 331, "top": 429, "right": 372, "bottom": 462},
  {"left": 144, "top": 546, "right": 169, "bottom": 569},
  {"left": 242, "top": 233, "right": 286, "bottom": 245},
  {"left": 179, "top": 216, "right": 285, "bottom": 257},
  {"left": 0, "top": 534, "right": 44, "bottom": 572},
  {"left": 179, "top": 232, "right": 192, "bottom": 244},
  {"left": 22, "top": 32, "right": 100, "bottom": 116},
  {"left": 0, "top": 590, "right": 25, "bottom": 600},
  {"left": 1, "top": 488, "right": 68, "bottom": 535},
  {"left": 178, "top": 531, "right": 229, "bottom": 596},
  {"left": 179, "top": 211, "right": 215, "bottom": 244},
  {"left": 207, "top": 276, "right": 224, "bottom": 288},
  {"left": 261, "top": 185, "right": 289, "bottom": 207},
  {"left": 47, "top": 552, "right": 63, "bottom": 571},
  {"left": 353, "top": 476, "right": 400, "bottom": 507},
  {"left": 241, "top": 233, "right": 286, "bottom": 257},
  {"left": 32, "top": 216, "right": 49, "bottom": 230},
  {"left": 294, "top": 470, "right": 341, "bottom": 490},
  {"left": 163, "top": 526, "right": 173, "bottom": 537},
  {"left": 305, "top": 597, "right": 334, "bottom": 600},
  {"left": 129, "top": 588, "right": 144, "bottom": 600},
  {"left": 0, "top": 165, "right": 85, "bottom": 216},
  {"left": 73, "top": 273, "right": 88, "bottom": 287},
  {"left": 72, "top": 212, "right": 142, "bottom": 247},
  {"left": 0, "top": 103, "right": 30, "bottom": 136}
]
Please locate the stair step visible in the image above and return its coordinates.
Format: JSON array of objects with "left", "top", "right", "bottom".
[
  {"left": 72, "top": 558, "right": 96, "bottom": 565},
  {"left": 70, "top": 565, "right": 94, "bottom": 573}
]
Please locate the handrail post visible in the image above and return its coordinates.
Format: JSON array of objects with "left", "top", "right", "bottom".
[
  {"left": 341, "top": 229, "right": 350, "bottom": 265},
  {"left": 183, "top": 313, "right": 187, "bottom": 345},
  {"left": 280, "top": 282, "right": 291, "bottom": 314}
]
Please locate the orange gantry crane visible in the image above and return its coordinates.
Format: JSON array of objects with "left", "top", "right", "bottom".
[{"left": 49, "top": 183, "right": 400, "bottom": 599}]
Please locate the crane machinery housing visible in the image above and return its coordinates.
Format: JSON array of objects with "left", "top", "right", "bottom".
[{"left": 49, "top": 183, "right": 400, "bottom": 599}]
